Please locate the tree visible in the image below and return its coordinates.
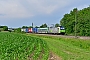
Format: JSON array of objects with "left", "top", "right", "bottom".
[
  {"left": 55, "top": 23, "right": 60, "bottom": 27},
  {"left": 22, "top": 26, "right": 33, "bottom": 28},
  {"left": 22, "top": 26, "right": 28, "bottom": 28},
  {"left": 3, "top": 26, "right": 8, "bottom": 31},
  {"left": 40, "top": 23, "right": 47, "bottom": 28},
  {"left": 28, "top": 26, "right": 33, "bottom": 28},
  {"left": 35, "top": 26, "right": 39, "bottom": 28},
  {"left": 14, "top": 28, "right": 21, "bottom": 33},
  {"left": 60, "top": 6, "right": 90, "bottom": 36},
  {"left": 0, "top": 26, "right": 8, "bottom": 31}
]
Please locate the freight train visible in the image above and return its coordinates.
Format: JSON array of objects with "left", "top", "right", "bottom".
[{"left": 21, "top": 26, "right": 65, "bottom": 34}]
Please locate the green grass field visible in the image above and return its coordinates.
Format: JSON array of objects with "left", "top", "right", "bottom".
[
  {"left": 0, "top": 32, "right": 90, "bottom": 60},
  {"left": 27, "top": 34, "right": 90, "bottom": 60}
]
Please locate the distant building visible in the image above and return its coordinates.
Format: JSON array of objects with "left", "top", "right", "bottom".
[{"left": 8, "top": 28, "right": 15, "bottom": 31}]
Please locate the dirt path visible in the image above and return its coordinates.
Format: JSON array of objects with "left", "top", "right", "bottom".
[{"left": 48, "top": 52, "right": 62, "bottom": 60}]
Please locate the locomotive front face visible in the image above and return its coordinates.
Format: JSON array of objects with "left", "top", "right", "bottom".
[{"left": 60, "top": 26, "right": 65, "bottom": 33}]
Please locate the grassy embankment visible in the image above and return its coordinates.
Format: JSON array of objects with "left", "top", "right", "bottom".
[{"left": 27, "top": 34, "right": 90, "bottom": 60}]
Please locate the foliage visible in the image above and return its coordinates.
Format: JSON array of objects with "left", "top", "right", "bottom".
[
  {"left": 0, "top": 26, "right": 8, "bottom": 31},
  {"left": 22, "top": 26, "right": 33, "bottom": 28},
  {"left": 60, "top": 6, "right": 90, "bottom": 36},
  {"left": 22, "top": 26, "right": 28, "bottom": 28},
  {"left": 0, "top": 32, "right": 49, "bottom": 60},
  {"left": 35, "top": 26, "right": 39, "bottom": 28},
  {"left": 40, "top": 23, "right": 47, "bottom": 28},
  {"left": 14, "top": 28, "right": 21, "bottom": 33},
  {"left": 55, "top": 23, "right": 60, "bottom": 27},
  {"left": 3, "top": 26, "right": 8, "bottom": 31},
  {"left": 22, "top": 23, "right": 47, "bottom": 28},
  {"left": 8, "top": 30, "right": 12, "bottom": 32},
  {"left": 28, "top": 26, "right": 33, "bottom": 28}
]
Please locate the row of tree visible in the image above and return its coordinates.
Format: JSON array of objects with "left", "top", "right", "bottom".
[
  {"left": 60, "top": 6, "right": 90, "bottom": 36},
  {"left": 22, "top": 23, "right": 60, "bottom": 28},
  {"left": 8, "top": 23, "right": 60, "bottom": 33},
  {"left": 0, "top": 23, "right": 60, "bottom": 33}
]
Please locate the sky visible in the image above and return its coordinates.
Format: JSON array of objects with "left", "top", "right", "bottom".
[{"left": 0, "top": 0, "right": 90, "bottom": 28}]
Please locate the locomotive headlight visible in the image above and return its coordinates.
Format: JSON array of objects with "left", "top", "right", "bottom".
[{"left": 61, "top": 28, "right": 65, "bottom": 29}]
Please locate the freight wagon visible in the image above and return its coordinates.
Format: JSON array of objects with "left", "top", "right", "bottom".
[
  {"left": 32, "top": 28, "right": 38, "bottom": 33},
  {"left": 21, "top": 28, "right": 32, "bottom": 33},
  {"left": 37, "top": 28, "right": 48, "bottom": 33},
  {"left": 28, "top": 28, "right": 32, "bottom": 33}
]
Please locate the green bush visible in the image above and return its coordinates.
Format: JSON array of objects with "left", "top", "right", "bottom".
[{"left": 8, "top": 30, "right": 12, "bottom": 32}]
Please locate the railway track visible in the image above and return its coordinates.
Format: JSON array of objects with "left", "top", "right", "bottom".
[{"left": 28, "top": 33, "right": 90, "bottom": 40}]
